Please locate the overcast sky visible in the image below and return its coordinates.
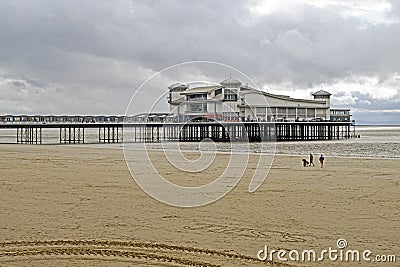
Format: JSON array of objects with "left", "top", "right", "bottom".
[{"left": 0, "top": 0, "right": 399, "bottom": 124}]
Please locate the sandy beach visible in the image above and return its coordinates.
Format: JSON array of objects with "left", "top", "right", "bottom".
[{"left": 0, "top": 144, "right": 399, "bottom": 266}]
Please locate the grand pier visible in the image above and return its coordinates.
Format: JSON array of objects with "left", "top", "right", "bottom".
[
  {"left": 0, "top": 77, "right": 357, "bottom": 144},
  {"left": 0, "top": 116, "right": 355, "bottom": 144}
]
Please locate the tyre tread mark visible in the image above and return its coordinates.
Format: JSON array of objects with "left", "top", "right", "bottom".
[{"left": 0, "top": 240, "right": 294, "bottom": 266}]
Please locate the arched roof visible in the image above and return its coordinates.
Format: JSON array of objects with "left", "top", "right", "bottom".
[
  {"left": 220, "top": 78, "right": 242, "bottom": 86},
  {"left": 312, "top": 90, "right": 331, "bottom": 96},
  {"left": 168, "top": 82, "right": 188, "bottom": 91}
]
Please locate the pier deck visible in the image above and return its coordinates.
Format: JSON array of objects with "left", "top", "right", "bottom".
[{"left": 0, "top": 122, "right": 355, "bottom": 144}]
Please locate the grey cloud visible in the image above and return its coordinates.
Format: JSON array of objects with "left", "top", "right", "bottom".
[
  {"left": 7, "top": 80, "right": 26, "bottom": 88},
  {"left": 0, "top": 0, "right": 399, "bottom": 124}
]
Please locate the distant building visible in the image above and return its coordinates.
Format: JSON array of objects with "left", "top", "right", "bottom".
[
  {"left": 330, "top": 109, "right": 351, "bottom": 122},
  {"left": 168, "top": 78, "right": 351, "bottom": 122}
]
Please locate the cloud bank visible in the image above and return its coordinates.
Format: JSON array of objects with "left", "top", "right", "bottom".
[{"left": 0, "top": 0, "right": 399, "bottom": 124}]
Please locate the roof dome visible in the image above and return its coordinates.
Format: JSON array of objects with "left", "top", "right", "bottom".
[
  {"left": 312, "top": 90, "right": 331, "bottom": 96},
  {"left": 220, "top": 78, "right": 242, "bottom": 86},
  {"left": 168, "top": 82, "right": 188, "bottom": 91}
]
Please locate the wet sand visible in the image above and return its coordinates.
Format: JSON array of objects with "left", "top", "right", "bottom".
[{"left": 0, "top": 144, "right": 399, "bottom": 266}]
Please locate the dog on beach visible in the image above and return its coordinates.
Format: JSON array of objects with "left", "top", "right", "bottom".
[{"left": 302, "top": 159, "right": 309, "bottom": 167}]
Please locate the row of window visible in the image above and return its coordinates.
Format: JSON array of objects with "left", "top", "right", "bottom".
[
  {"left": 189, "top": 103, "right": 207, "bottom": 112},
  {"left": 331, "top": 110, "right": 350, "bottom": 115},
  {"left": 187, "top": 94, "right": 207, "bottom": 101},
  {"left": 187, "top": 105, "right": 332, "bottom": 118}
]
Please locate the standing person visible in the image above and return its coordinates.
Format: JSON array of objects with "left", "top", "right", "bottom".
[
  {"left": 319, "top": 154, "right": 325, "bottom": 168},
  {"left": 309, "top": 153, "right": 315, "bottom": 167}
]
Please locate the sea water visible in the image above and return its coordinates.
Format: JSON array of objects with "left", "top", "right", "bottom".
[{"left": 1, "top": 125, "right": 399, "bottom": 159}]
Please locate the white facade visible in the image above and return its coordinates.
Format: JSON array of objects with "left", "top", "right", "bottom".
[{"left": 168, "top": 78, "right": 334, "bottom": 122}]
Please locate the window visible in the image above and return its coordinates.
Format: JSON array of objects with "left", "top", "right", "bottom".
[
  {"left": 307, "top": 109, "right": 315, "bottom": 117},
  {"left": 297, "top": 108, "right": 306, "bottom": 116},
  {"left": 187, "top": 94, "right": 207, "bottom": 101},
  {"left": 189, "top": 103, "right": 207, "bottom": 112},
  {"left": 256, "top": 107, "right": 266, "bottom": 114},
  {"left": 330, "top": 110, "right": 349, "bottom": 115},
  {"left": 277, "top": 107, "right": 286, "bottom": 115},
  {"left": 316, "top": 109, "right": 326, "bottom": 117},
  {"left": 287, "top": 108, "right": 296, "bottom": 115},
  {"left": 224, "top": 89, "right": 238, "bottom": 101},
  {"left": 223, "top": 112, "right": 239, "bottom": 121},
  {"left": 224, "top": 94, "right": 238, "bottom": 101}
]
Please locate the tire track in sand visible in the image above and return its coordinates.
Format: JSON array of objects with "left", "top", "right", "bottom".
[{"left": 0, "top": 240, "right": 295, "bottom": 266}]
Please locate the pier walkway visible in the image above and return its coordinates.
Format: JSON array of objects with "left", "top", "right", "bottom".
[{"left": 0, "top": 122, "right": 355, "bottom": 144}]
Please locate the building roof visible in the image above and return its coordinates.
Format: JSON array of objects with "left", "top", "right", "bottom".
[
  {"left": 240, "top": 84, "right": 253, "bottom": 91},
  {"left": 241, "top": 88, "right": 327, "bottom": 104},
  {"left": 171, "top": 82, "right": 328, "bottom": 105},
  {"left": 180, "top": 85, "right": 222, "bottom": 95},
  {"left": 168, "top": 82, "right": 188, "bottom": 91},
  {"left": 312, "top": 90, "right": 331, "bottom": 96},
  {"left": 220, "top": 78, "right": 242, "bottom": 86}
]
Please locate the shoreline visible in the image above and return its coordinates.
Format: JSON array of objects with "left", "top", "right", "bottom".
[{"left": 1, "top": 142, "right": 400, "bottom": 160}]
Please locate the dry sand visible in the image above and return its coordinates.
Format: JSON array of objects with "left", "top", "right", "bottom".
[{"left": 0, "top": 144, "right": 399, "bottom": 266}]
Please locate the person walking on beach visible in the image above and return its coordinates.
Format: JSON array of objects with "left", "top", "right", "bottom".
[
  {"left": 309, "top": 153, "right": 314, "bottom": 167},
  {"left": 319, "top": 154, "right": 325, "bottom": 168}
]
